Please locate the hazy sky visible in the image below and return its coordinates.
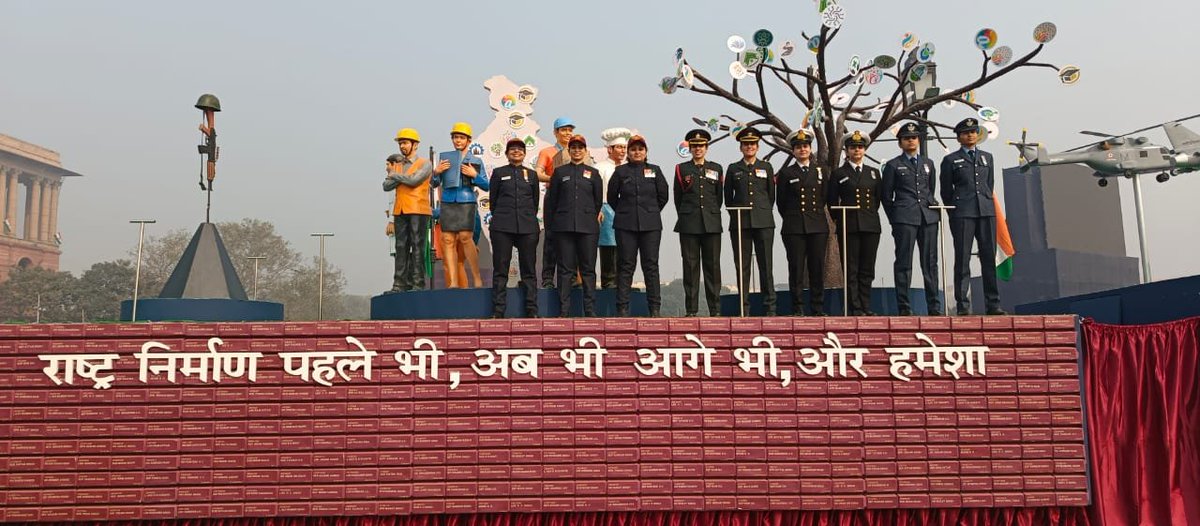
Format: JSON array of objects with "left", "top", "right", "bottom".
[{"left": 4, "top": 0, "right": 1198, "bottom": 295}]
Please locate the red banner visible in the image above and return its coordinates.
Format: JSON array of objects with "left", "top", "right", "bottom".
[{"left": 0, "top": 315, "right": 1086, "bottom": 522}]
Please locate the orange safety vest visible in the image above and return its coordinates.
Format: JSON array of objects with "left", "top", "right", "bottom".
[{"left": 392, "top": 158, "right": 432, "bottom": 216}]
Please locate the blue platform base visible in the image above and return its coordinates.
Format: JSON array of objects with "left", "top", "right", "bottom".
[
  {"left": 371, "top": 288, "right": 649, "bottom": 320},
  {"left": 720, "top": 288, "right": 941, "bottom": 316},
  {"left": 120, "top": 298, "right": 284, "bottom": 322},
  {"left": 1017, "top": 274, "right": 1200, "bottom": 324}
]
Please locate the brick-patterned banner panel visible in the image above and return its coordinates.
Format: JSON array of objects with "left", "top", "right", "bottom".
[{"left": 0, "top": 315, "right": 1087, "bottom": 522}]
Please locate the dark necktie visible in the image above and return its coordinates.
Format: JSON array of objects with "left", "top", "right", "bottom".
[
  {"left": 855, "top": 166, "right": 862, "bottom": 176},
  {"left": 968, "top": 150, "right": 976, "bottom": 162}
]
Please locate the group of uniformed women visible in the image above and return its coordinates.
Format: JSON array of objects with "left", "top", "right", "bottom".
[{"left": 488, "top": 117, "right": 1003, "bottom": 318}]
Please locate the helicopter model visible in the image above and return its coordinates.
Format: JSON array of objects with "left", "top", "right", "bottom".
[{"left": 1008, "top": 114, "right": 1200, "bottom": 187}]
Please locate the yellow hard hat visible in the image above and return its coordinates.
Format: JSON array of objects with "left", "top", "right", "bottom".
[
  {"left": 450, "top": 122, "right": 473, "bottom": 138},
  {"left": 395, "top": 128, "right": 420, "bottom": 143}
]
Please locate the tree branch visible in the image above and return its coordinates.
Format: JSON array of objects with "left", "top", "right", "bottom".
[
  {"left": 768, "top": 66, "right": 811, "bottom": 107},
  {"left": 874, "top": 43, "right": 1049, "bottom": 136},
  {"left": 754, "top": 64, "right": 769, "bottom": 113},
  {"left": 836, "top": 82, "right": 867, "bottom": 134},
  {"left": 816, "top": 25, "right": 838, "bottom": 164},
  {"left": 689, "top": 68, "right": 788, "bottom": 133},
  {"left": 1024, "top": 62, "right": 1060, "bottom": 71},
  {"left": 766, "top": 61, "right": 821, "bottom": 85}
]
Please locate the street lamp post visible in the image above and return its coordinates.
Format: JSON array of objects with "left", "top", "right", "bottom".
[
  {"left": 310, "top": 233, "right": 334, "bottom": 320},
  {"left": 130, "top": 219, "right": 157, "bottom": 322},
  {"left": 1131, "top": 174, "right": 1153, "bottom": 283},
  {"left": 246, "top": 256, "right": 266, "bottom": 300}
]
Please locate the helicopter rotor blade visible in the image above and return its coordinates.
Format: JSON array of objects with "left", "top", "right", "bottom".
[
  {"left": 1065, "top": 113, "right": 1200, "bottom": 151},
  {"left": 1064, "top": 142, "right": 1098, "bottom": 153},
  {"left": 1090, "top": 113, "right": 1200, "bottom": 141},
  {"left": 1161, "top": 112, "right": 1200, "bottom": 127}
]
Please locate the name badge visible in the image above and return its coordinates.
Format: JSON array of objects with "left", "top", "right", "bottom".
[
  {"left": 644, "top": 169, "right": 655, "bottom": 178},
  {"left": 501, "top": 175, "right": 512, "bottom": 181},
  {"left": 755, "top": 169, "right": 767, "bottom": 179},
  {"left": 563, "top": 176, "right": 572, "bottom": 182},
  {"left": 839, "top": 176, "right": 850, "bottom": 184},
  {"left": 704, "top": 169, "right": 718, "bottom": 180},
  {"left": 789, "top": 177, "right": 800, "bottom": 184}
]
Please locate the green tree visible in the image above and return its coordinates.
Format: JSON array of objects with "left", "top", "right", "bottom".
[
  {"left": 76, "top": 260, "right": 135, "bottom": 322},
  {"left": 659, "top": 279, "right": 686, "bottom": 317},
  {"left": 658, "top": 278, "right": 719, "bottom": 317},
  {"left": 132, "top": 218, "right": 351, "bottom": 320},
  {"left": 0, "top": 267, "right": 81, "bottom": 323}
]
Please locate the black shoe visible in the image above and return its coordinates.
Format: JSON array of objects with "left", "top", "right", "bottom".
[
  {"left": 897, "top": 308, "right": 913, "bottom": 316},
  {"left": 649, "top": 309, "right": 661, "bottom": 318},
  {"left": 542, "top": 281, "right": 556, "bottom": 289},
  {"left": 584, "top": 309, "right": 596, "bottom": 317},
  {"left": 862, "top": 310, "right": 876, "bottom": 316},
  {"left": 557, "top": 311, "right": 569, "bottom": 318},
  {"left": 811, "top": 311, "right": 827, "bottom": 317},
  {"left": 491, "top": 312, "right": 505, "bottom": 319},
  {"left": 956, "top": 307, "right": 971, "bottom": 316},
  {"left": 850, "top": 310, "right": 866, "bottom": 316},
  {"left": 616, "top": 308, "right": 630, "bottom": 317},
  {"left": 986, "top": 308, "right": 1008, "bottom": 316},
  {"left": 525, "top": 311, "right": 539, "bottom": 318},
  {"left": 927, "top": 310, "right": 944, "bottom": 316},
  {"left": 685, "top": 312, "right": 698, "bottom": 317}
]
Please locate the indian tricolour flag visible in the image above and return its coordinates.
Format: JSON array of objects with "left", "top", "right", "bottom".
[{"left": 995, "top": 194, "right": 1015, "bottom": 281}]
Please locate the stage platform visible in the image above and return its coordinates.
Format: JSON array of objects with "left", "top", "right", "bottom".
[
  {"left": 374, "top": 287, "right": 938, "bottom": 319},
  {"left": 120, "top": 298, "right": 284, "bottom": 322},
  {"left": 372, "top": 288, "right": 649, "bottom": 319},
  {"left": 0, "top": 313, "right": 1087, "bottom": 521},
  {"left": 723, "top": 288, "right": 938, "bottom": 316}
]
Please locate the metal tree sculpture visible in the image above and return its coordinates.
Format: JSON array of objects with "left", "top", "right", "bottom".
[
  {"left": 662, "top": 13, "right": 1069, "bottom": 296},
  {"left": 669, "top": 16, "right": 1069, "bottom": 170}
]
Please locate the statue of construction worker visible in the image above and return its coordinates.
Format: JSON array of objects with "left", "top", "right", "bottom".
[
  {"left": 434, "top": 122, "right": 490, "bottom": 288},
  {"left": 382, "top": 128, "right": 434, "bottom": 292}
]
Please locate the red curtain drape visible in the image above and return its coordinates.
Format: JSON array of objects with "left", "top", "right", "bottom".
[
  {"left": 40, "top": 509, "right": 1090, "bottom": 526},
  {"left": 1083, "top": 316, "right": 1200, "bottom": 525}
]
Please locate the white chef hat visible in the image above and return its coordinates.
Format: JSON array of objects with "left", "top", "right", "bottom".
[{"left": 600, "top": 127, "right": 633, "bottom": 147}]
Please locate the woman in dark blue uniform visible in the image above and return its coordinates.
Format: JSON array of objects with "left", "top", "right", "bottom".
[
  {"left": 544, "top": 134, "right": 603, "bottom": 317},
  {"left": 488, "top": 138, "right": 541, "bottom": 318},
  {"left": 776, "top": 130, "right": 829, "bottom": 316},
  {"left": 608, "top": 135, "right": 670, "bottom": 317},
  {"left": 830, "top": 131, "right": 882, "bottom": 316}
]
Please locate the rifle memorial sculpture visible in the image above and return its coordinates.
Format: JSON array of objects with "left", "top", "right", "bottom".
[{"left": 121, "top": 95, "right": 284, "bottom": 321}]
